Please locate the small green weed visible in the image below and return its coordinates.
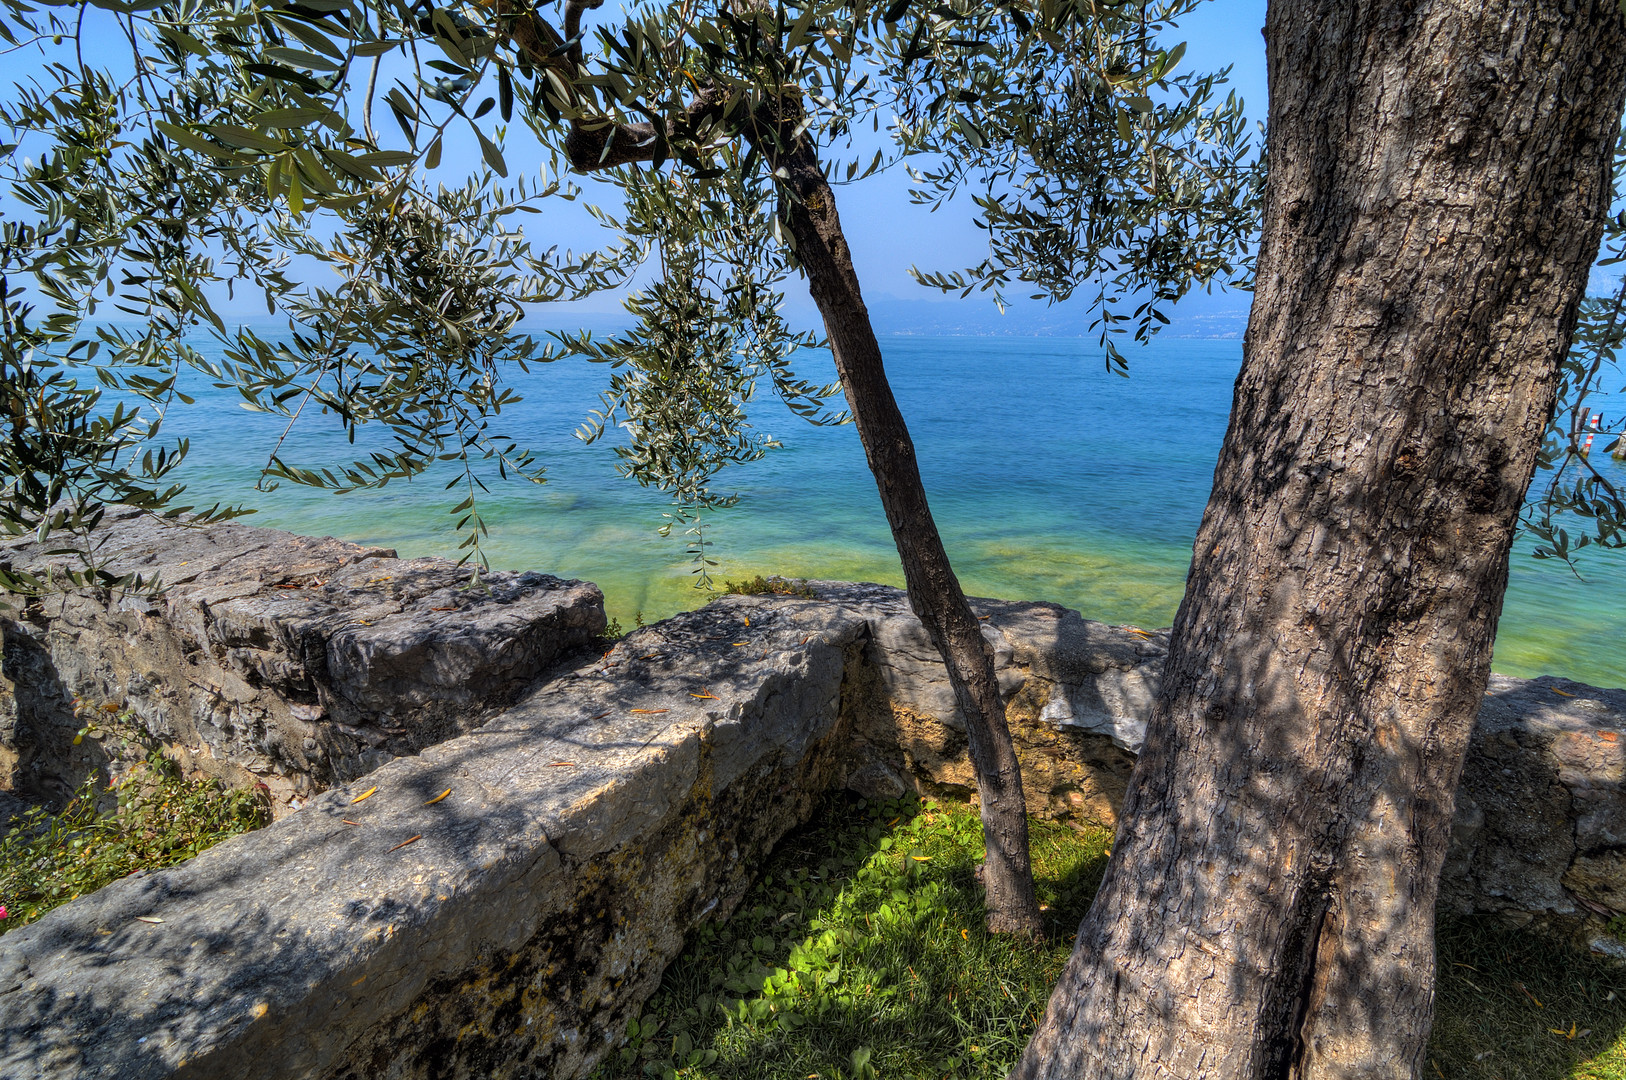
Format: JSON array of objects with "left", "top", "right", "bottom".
[
  {"left": 723, "top": 576, "right": 817, "bottom": 600},
  {"left": 602, "top": 796, "right": 1626, "bottom": 1080},
  {"left": 0, "top": 752, "right": 270, "bottom": 934}
]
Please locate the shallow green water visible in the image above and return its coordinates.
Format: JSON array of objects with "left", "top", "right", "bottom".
[{"left": 162, "top": 330, "right": 1626, "bottom": 687}]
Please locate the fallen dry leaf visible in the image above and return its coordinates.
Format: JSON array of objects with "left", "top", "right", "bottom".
[
  {"left": 548, "top": 761, "right": 577, "bottom": 767},
  {"left": 135, "top": 916, "right": 163, "bottom": 925},
  {"left": 690, "top": 692, "right": 718, "bottom": 700},
  {"left": 638, "top": 653, "right": 658, "bottom": 660},
  {"left": 388, "top": 835, "right": 422, "bottom": 853},
  {"left": 1518, "top": 982, "right": 1544, "bottom": 1008},
  {"left": 429, "top": 606, "right": 457, "bottom": 612},
  {"left": 423, "top": 788, "right": 452, "bottom": 806},
  {"left": 1552, "top": 688, "right": 1576, "bottom": 697},
  {"left": 342, "top": 819, "right": 364, "bottom": 827},
  {"left": 350, "top": 786, "right": 378, "bottom": 804},
  {"left": 730, "top": 642, "right": 748, "bottom": 647},
  {"left": 630, "top": 708, "right": 669, "bottom": 714},
  {"left": 591, "top": 710, "right": 611, "bottom": 720}
]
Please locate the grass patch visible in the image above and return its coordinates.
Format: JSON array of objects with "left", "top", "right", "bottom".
[
  {"left": 723, "top": 575, "right": 818, "bottom": 599},
  {"left": 602, "top": 796, "right": 1626, "bottom": 1080},
  {"left": 0, "top": 751, "right": 270, "bottom": 934},
  {"left": 1433, "top": 919, "right": 1626, "bottom": 1079}
]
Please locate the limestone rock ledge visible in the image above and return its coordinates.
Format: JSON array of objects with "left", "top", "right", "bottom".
[
  {"left": 792, "top": 583, "right": 1626, "bottom": 927},
  {"left": 0, "top": 509, "right": 605, "bottom": 809},
  {"left": 0, "top": 600, "right": 869, "bottom": 1080}
]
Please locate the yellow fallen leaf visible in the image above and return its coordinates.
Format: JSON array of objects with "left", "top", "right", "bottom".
[
  {"left": 423, "top": 788, "right": 452, "bottom": 806},
  {"left": 690, "top": 692, "right": 718, "bottom": 700},
  {"left": 251, "top": 1002, "right": 269, "bottom": 1019},
  {"left": 743, "top": 615, "right": 750, "bottom": 626},
  {"left": 911, "top": 855, "right": 932, "bottom": 861},
  {"left": 961, "top": 929, "right": 969, "bottom": 939},
  {"left": 731, "top": 642, "right": 748, "bottom": 647},
  {"left": 351, "top": 786, "right": 378, "bottom": 804},
  {"left": 548, "top": 761, "right": 577, "bottom": 767},
  {"left": 1552, "top": 688, "right": 1576, "bottom": 697},
  {"left": 630, "top": 708, "right": 669, "bottom": 714}
]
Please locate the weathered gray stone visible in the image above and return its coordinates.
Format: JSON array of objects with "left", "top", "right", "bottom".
[
  {"left": 1440, "top": 674, "right": 1626, "bottom": 920},
  {"left": 0, "top": 509, "right": 605, "bottom": 811},
  {"left": 793, "top": 583, "right": 1161, "bottom": 826},
  {"left": 0, "top": 597, "right": 869, "bottom": 1080},
  {"left": 820, "top": 586, "right": 1626, "bottom": 923}
]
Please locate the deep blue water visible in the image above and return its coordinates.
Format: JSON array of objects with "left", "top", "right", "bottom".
[{"left": 154, "top": 328, "right": 1626, "bottom": 687}]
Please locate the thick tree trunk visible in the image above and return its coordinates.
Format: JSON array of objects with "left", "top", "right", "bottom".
[
  {"left": 751, "top": 124, "right": 1043, "bottom": 934},
  {"left": 1013, "top": 1, "right": 1626, "bottom": 1075}
]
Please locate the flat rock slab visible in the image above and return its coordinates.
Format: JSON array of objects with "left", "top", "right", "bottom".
[
  {"left": 0, "top": 509, "right": 604, "bottom": 808},
  {"left": 0, "top": 598, "right": 868, "bottom": 1080}
]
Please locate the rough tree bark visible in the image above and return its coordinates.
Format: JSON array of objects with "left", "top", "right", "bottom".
[
  {"left": 1012, "top": 0, "right": 1626, "bottom": 1076},
  {"left": 497, "top": 3, "right": 1044, "bottom": 933}
]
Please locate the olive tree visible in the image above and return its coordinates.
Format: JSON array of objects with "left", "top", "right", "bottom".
[{"left": 0, "top": 0, "right": 1259, "bottom": 933}]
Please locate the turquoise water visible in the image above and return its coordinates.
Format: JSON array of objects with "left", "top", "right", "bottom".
[{"left": 159, "top": 329, "right": 1626, "bottom": 688}]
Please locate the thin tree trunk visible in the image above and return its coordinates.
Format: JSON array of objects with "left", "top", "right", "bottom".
[
  {"left": 1013, "top": 0, "right": 1626, "bottom": 1075},
  {"left": 750, "top": 121, "right": 1043, "bottom": 935},
  {"left": 503, "top": 0, "right": 1043, "bottom": 932}
]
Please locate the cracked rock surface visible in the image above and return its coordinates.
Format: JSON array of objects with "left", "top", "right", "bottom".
[
  {"left": 0, "top": 509, "right": 604, "bottom": 810},
  {"left": 0, "top": 595, "right": 864, "bottom": 1080}
]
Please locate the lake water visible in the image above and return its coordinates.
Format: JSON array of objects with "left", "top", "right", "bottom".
[{"left": 159, "top": 328, "right": 1626, "bottom": 688}]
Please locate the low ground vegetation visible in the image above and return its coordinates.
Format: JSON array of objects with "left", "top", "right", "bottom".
[
  {"left": 0, "top": 752, "right": 269, "bottom": 934},
  {"left": 603, "top": 796, "right": 1626, "bottom": 1080},
  {"left": 724, "top": 576, "right": 820, "bottom": 600}
]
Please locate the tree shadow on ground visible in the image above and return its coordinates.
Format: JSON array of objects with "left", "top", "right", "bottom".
[
  {"left": 597, "top": 793, "right": 1113, "bottom": 1080},
  {"left": 605, "top": 793, "right": 1626, "bottom": 1080}
]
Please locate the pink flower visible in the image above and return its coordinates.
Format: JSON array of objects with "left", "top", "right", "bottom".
[{"left": 0, "top": 905, "right": 8, "bottom": 920}]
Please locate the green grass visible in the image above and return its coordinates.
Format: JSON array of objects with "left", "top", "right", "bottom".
[
  {"left": 601, "top": 796, "right": 1626, "bottom": 1080},
  {"left": 1433, "top": 919, "right": 1626, "bottom": 1080},
  {"left": 0, "top": 751, "right": 270, "bottom": 934}
]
